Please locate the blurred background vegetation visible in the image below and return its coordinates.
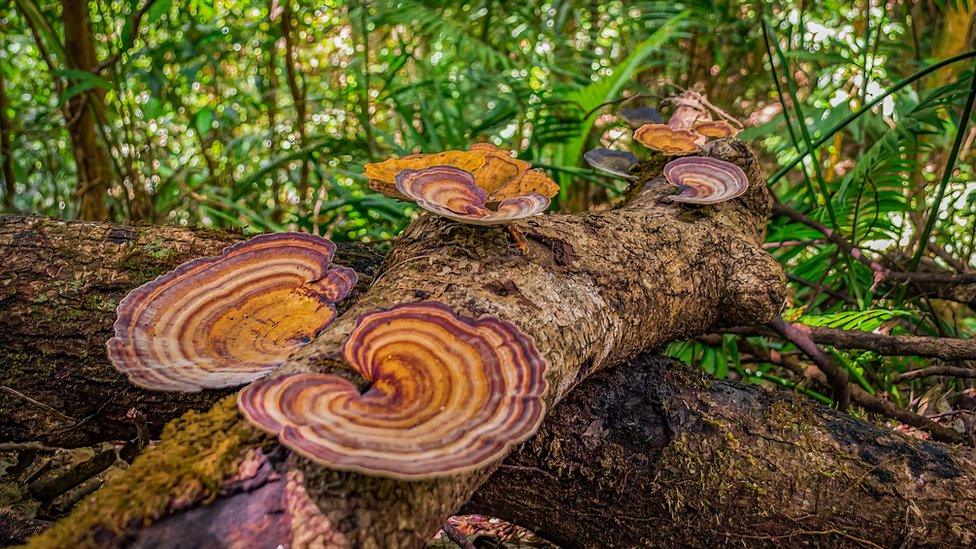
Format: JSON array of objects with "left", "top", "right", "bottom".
[{"left": 4, "top": 0, "right": 976, "bottom": 435}]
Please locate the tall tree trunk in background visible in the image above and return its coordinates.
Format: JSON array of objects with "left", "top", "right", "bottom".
[
  {"left": 280, "top": 0, "right": 310, "bottom": 213},
  {"left": 265, "top": 0, "right": 284, "bottom": 223},
  {"left": 60, "top": 0, "right": 113, "bottom": 221},
  {"left": 355, "top": 4, "right": 375, "bottom": 161},
  {"left": 0, "top": 66, "right": 15, "bottom": 210}
]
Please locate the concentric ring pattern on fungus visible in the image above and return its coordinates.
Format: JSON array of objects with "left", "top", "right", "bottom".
[
  {"left": 663, "top": 156, "right": 749, "bottom": 204},
  {"left": 108, "top": 233, "right": 356, "bottom": 392},
  {"left": 394, "top": 165, "right": 551, "bottom": 225},
  {"left": 238, "top": 301, "right": 549, "bottom": 479}
]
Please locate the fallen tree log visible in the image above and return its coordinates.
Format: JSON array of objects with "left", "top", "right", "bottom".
[
  {"left": 2, "top": 148, "right": 974, "bottom": 545},
  {"left": 0, "top": 215, "right": 382, "bottom": 447},
  {"left": 14, "top": 347, "right": 975, "bottom": 547},
  {"left": 22, "top": 139, "right": 788, "bottom": 547},
  {"left": 125, "top": 355, "right": 976, "bottom": 548}
]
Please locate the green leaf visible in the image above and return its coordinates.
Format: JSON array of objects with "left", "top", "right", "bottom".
[
  {"left": 147, "top": 0, "right": 172, "bottom": 24},
  {"left": 54, "top": 69, "right": 111, "bottom": 88},
  {"left": 120, "top": 0, "right": 141, "bottom": 45},
  {"left": 193, "top": 108, "right": 215, "bottom": 135},
  {"left": 796, "top": 309, "right": 909, "bottom": 332},
  {"left": 56, "top": 72, "right": 111, "bottom": 106}
]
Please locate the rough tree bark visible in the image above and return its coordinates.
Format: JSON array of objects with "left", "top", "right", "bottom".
[
  {"left": 467, "top": 356, "right": 976, "bottom": 547},
  {"left": 0, "top": 215, "right": 382, "bottom": 447},
  {"left": 60, "top": 0, "right": 114, "bottom": 221},
  {"left": 22, "top": 140, "right": 789, "bottom": 547}
]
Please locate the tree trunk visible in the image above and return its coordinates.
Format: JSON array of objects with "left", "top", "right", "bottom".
[
  {"left": 280, "top": 0, "right": 311, "bottom": 209},
  {"left": 0, "top": 66, "right": 15, "bottom": 210},
  {"left": 0, "top": 215, "right": 382, "bottom": 447},
  {"left": 22, "top": 139, "right": 789, "bottom": 547},
  {"left": 60, "top": 0, "right": 114, "bottom": 221}
]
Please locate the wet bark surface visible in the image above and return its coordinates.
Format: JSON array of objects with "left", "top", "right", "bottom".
[{"left": 0, "top": 215, "right": 381, "bottom": 447}]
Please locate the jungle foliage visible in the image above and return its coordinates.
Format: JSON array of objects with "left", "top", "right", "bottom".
[{"left": 4, "top": 0, "right": 976, "bottom": 438}]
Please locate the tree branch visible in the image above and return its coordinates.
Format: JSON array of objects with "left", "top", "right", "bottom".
[
  {"left": 728, "top": 324, "right": 976, "bottom": 362},
  {"left": 768, "top": 317, "right": 851, "bottom": 410},
  {"left": 738, "top": 339, "right": 965, "bottom": 443},
  {"left": 898, "top": 365, "right": 976, "bottom": 382}
]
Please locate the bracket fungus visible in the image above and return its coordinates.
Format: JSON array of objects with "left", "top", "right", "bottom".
[
  {"left": 662, "top": 156, "right": 749, "bottom": 204},
  {"left": 238, "top": 301, "right": 549, "bottom": 479},
  {"left": 363, "top": 144, "right": 558, "bottom": 225},
  {"left": 393, "top": 165, "right": 552, "bottom": 225},
  {"left": 633, "top": 90, "right": 743, "bottom": 155},
  {"left": 691, "top": 119, "right": 738, "bottom": 138},
  {"left": 583, "top": 148, "right": 638, "bottom": 180},
  {"left": 633, "top": 124, "right": 704, "bottom": 155},
  {"left": 107, "top": 233, "right": 356, "bottom": 392}
]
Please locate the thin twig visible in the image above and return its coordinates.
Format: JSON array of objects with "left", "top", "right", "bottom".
[
  {"left": 1, "top": 385, "right": 77, "bottom": 422},
  {"left": 768, "top": 317, "right": 851, "bottom": 410},
  {"left": 898, "top": 365, "right": 976, "bottom": 382},
  {"left": 727, "top": 324, "right": 976, "bottom": 362}
]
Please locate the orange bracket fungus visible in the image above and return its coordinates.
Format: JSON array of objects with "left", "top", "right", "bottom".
[
  {"left": 634, "top": 124, "right": 704, "bottom": 155},
  {"left": 108, "top": 233, "right": 356, "bottom": 392},
  {"left": 238, "top": 301, "right": 549, "bottom": 480},
  {"left": 691, "top": 119, "right": 738, "bottom": 138},
  {"left": 663, "top": 156, "right": 749, "bottom": 204},
  {"left": 584, "top": 148, "right": 638, "bottom": 180},
  {"left": 634, "top": 90, "right": 743, "bottom": 155},
  {"left": 363, "top": 143, "right": 558, "bottom": 225}
]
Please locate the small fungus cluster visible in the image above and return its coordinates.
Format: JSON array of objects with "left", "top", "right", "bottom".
[
  {"left": 364, "top": 143, "right": 558, "bottom": 225},
  {"left": 584, "top": 91, "right": 749, "bottom": 205},
  {"left": 633, "top": 90, "right": 741, "bottom": 155}
]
